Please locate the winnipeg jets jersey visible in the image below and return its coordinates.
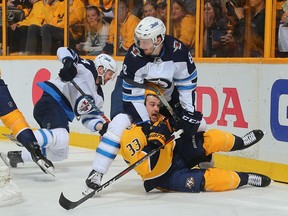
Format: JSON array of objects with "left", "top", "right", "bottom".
[
  {"left": 121, "top": 35, "right": 198, "bottom": 123},
  {"left": 37, "top": 47, "right": 106, "bottom": 132}
]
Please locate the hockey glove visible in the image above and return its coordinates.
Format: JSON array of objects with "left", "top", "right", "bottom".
[
  {"left": 140, "top": 121, "right": 153, "bottom": 137},
  {"left": 148, "top": 123, "right": 172, "bottom": 147},
  {"left": 180, "top": 110, "right": 203, "bottom": 136},
  {"left": 99, "top": 122, "right": 109, "bottom": 136},
  {"left": 58, "top": 58, "right": 77, "bottom": 82}
]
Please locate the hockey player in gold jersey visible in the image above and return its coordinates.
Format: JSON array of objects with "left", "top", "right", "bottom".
[
  {"left": 0, "top": 72, "right": 54, "bottom": 176},
  {"left": 120, "top": 88, "right": 271, "bottom": 193}
]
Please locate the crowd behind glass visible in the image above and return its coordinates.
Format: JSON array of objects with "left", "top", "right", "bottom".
[{"left": 0, "top": 0, "right": 287, "bottom": 58}]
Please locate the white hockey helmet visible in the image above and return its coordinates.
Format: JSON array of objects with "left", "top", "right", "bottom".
[
  {"left": 94, "top": 54, "right": 117, "bottom": 85},
  {"left": 134, "top": 16, "right": 166, "bottom": 49}
]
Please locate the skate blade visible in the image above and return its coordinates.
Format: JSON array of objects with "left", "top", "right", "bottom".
[
  {"left": 36, "top": 159, "right": 55, "bottom": 177},
  {"left": 0, "top": 153, "right": 10, "bottom": 167}
]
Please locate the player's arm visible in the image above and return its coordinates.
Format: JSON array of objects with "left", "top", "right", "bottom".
[
  {"left": 57, "top": 47, "right": 79, "bottom": 82},
  {"left": 121, "top": 51, "right": 150, "bottom": 124},
  {"left": 173, "top": 42, "right": 198, "bottom": 113},
  {"left": 81, "top": 111, "right": 107, "bottom": 134}
]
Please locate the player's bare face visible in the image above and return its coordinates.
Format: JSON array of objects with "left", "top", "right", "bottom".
[
  {"left": 137, "top": 38, "right": 155, "bottom": 55},
  {"left": 146, "top": 95, "right": 161, "bottom": 123},
  {"left": 103, "top": 70, "right": 115, "bottom": 84}
]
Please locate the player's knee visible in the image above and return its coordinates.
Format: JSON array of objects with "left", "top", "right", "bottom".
[
  {"left": 1, "top": 110, "right": 29, "bottom": 136},
  {"left": 203, "top": 129, "right": 235, "bottom": 154},
  {"left": 108, "top": 113, "right": 131, "bottom": 137},
  {"left": 34, "top": 128, "right": 69, "bottom": 150}
]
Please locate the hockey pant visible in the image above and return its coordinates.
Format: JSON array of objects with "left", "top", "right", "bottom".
[
  {"left": 153, "top": 154, "right": 240, "bottom": 193},
  {"left": 21, "top": 128, "right": 69, "bottom": 162}
]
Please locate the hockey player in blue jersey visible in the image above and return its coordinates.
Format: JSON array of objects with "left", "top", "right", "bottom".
[
  {"left": 1, "top": 47, "right": 117, "bottom": 168},
  {"left": 85, "top": 16, "right": 209, "bottom": 192}
]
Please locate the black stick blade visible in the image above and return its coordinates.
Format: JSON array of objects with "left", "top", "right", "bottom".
[
  {"left": 59, "top": 190, "right": 96, "bottom": 210},
  {"left": 59, "top": 192, "right": 77, "bottom": 210}
]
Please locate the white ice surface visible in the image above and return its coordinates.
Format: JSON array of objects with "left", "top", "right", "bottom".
[{"left": 0, "top": 140, "right": 287, "bottom": 216}]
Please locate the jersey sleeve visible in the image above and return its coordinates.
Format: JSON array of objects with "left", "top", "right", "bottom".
[
  {"left": 171, "top": 39, "right": 198, "bottom": 113},
  {"left": 81, "top": 111, "right": 105, "bottom": 132},
  {"left": 121, "top": 47, "right": 150, "bottom": 123},
  {"left": 120, "top": 124, "right": 175, "bottom": 181}
]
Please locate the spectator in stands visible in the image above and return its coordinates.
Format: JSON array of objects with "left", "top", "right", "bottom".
[
  {"left": 142, "top": 0, "right": 158, "bottom": 18},
  {"left": 9, "top": 0, "right": 44, "bottom": 54},
  {"left": 277, "top": 0, "right": 288, "bottom": 57},
  {"left": 157, "top": 0, "right": 167, "bottom": 24},
  {"left": 232, "top": 0, "right": 266, "bottom": 57},
  {"left": 7, "top": 0, "right": 32, "bottom": 17},
  {"left": 102, "top": 0, "right": 140, "bottom": 56},
  {"left": 75, "top": 5, "right": 110, "bottom": 55},
  {"left": 25, "top": 0, "right": 61, "bottom": 55},
  {"left": 185, "top": 0, "right": 196, "bottom": 16},
  {"left": 87, "top": 0, "right": 114, "bottom": 22},
  {"left": 203, "top": 0, "right": 228, "bottom": 57},
  {"left": 40, "top": 0, "right": 86, "bottom": 55},
  {"left": 171, "top": 0, "right": 196, "bottom": 53}
]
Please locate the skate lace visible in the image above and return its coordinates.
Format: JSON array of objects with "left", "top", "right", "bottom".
[
  {"left": 89, "top": 171, "right": 103, "bottom": 185},
  {"left": 242, "top": 132, "right": 256, "bottom": 146},
  {"left": 248, "top": 174, "right": 262, "bottom": 186}
]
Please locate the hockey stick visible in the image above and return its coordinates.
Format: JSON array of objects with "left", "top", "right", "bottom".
[
  {"left": 124, "top": 78, "right": 180, "bottom": 124},
  {"left": 70, "top": 80, "right": 110, "bottom": 123},
  {"left": 2, "top": 133, "right": 23, "bottom": 147},
  {"left": 59, "top": 129, "right": 183, "bottom": 210}
]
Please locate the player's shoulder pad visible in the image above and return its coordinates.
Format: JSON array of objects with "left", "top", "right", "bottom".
[
  {"left": 123, "top": 45, "right": 147, "bottom": 75},
  {"left": 164, "top": 35, "right": 191, "bottom": 62}
]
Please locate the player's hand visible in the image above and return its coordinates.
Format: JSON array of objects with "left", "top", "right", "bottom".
[
  {"left": 148, "top": 123, "right": 172, "bottom": 147},
  {"left": 180, "top": 110, "right": 203, "bottom": 136},
  {"left": 99, "top": 122, "right": 109, "bottom": 136},
  {"left": 58, "top": 58, "right": 77, "bottom": 82}
]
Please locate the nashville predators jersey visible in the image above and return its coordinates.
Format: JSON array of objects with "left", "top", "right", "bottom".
[{"left": 120, "top": 123, "right": 176, "bottom": 181}]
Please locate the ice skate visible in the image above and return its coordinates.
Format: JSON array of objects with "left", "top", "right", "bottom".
[
  {"left": 0, "top": 151, "right": 23, "bottom": 168},
  {"left": 242, "top": 130, "right": 264, "bottom": 149},
  {"left": 30, "top": 144, "right": 55, "bottom": 177},
  {"left": 247, "top": 173, "right": 271, "bottom": 187},
  {"left": 83, "top": 170, "right": 103, "bottom": 195}
]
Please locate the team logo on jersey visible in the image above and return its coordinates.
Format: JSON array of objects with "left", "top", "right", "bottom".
[
  {"left": 185, "top": 176, "right": 195, "bottom": 189},
  {"left": 147, "top": 78, "right": 172, "bottom": 89},
  {"left": 131, "top": 46, "right": 142, "bottom": 57},
  {"left": 74, "top": 95, "right": 94, "bottom": 116},
  {"left": 173, "top": 40, "right": 182, "bottom": 52}
]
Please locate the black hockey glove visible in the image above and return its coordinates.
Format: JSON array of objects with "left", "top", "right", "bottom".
[
  {"left": 140, "top": 121, "right": 153, "bottom": 137},
  {"left": 99, "top": 122, "right": 109, "bottom": 136},
  {"left": 58, "top": 58, "right": 77, "bottom": 82},
  {"left": 148, "top": 123, "right": 172, "bottom": 148},
  {"left": 180, "top": 110, "right": 203, "bottom": 136}
]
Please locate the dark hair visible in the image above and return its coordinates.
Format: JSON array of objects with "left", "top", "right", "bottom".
[
  {"left": 205, "top": 0, "right": 225, "bottom": 21},
  {"left": 144, "top": 0, "right": 158, "bottom": 10},
  {"left": 172, "top": 0, "right": 188, "bottom": 14},
  {"left": 157, "top": 1, "right": 167, "bottom": 10}
]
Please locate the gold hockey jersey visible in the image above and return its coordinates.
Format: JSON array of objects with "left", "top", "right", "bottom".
[{"left": 120, "top": 122, "right": 175, "bottom": 181}]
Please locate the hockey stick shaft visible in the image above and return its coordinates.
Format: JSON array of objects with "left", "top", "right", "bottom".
[
  {"left": 70, "top": 80, "right": 110, "bottom": 123},
  {"left": 59, "top": 129, "right": 183, "bottom": 210},
  {"left": 124, "top": 78, "right": 180, "bottom": 123}
]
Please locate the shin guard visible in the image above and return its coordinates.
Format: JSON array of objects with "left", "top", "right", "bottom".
[{"left": 204, "top": 168, "right": 240, "bottom": 192}]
